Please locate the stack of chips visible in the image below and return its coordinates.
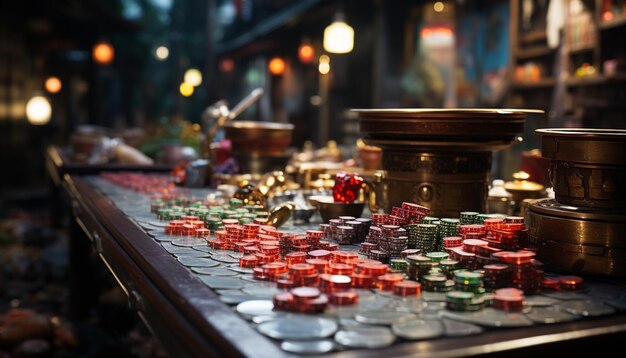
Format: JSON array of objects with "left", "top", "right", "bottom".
[
  {"left": 406, "top": 255, "right": 437, "bottom": 280},
  {"left": 421, "top": 274, "right": 453, "bottom": 292},
  {"left": 491, "top": 250, "right": 540, "bottom": 294},
  {"left": 482, "top": 263, "right": 512, "bottom": 290},
  {"left": 393, "top": 281, "right": 421, "bottom": 296},
  {"left": 439, "top": 218, "right": 460, "bottom": 249},
  {"left": 412, "top": 224, "right": 439, "bottom": 252},
  {"left": 446, "top": 291, "right": 485, "bottom": 311},
  {"left": 438, "top": 259, "right": 460, "bottom": 278},
  {"left": 492, "top": 288, "right": 524, "bottom": 312},
  {"left": 389, "top": 258, "right": 408, "bottom": 273},
  {"left": 459, "top": 211, "right": 480, "bottom": 224},
  {"left": 454, "top": 271, "right": 485, "bottom": 295}
]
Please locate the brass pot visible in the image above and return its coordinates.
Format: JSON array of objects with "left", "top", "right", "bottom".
[
  {"left": 527, "top": 198, "right": 626, "bottom": 276},
  {"left": 537, "top": 128, "right": 626, "bottom": 210},
  {"left": 356, "top": 108, "right": 531, "bottom": 217},
  {"left": 224, "top": 121, "right": 294, "bottom": 156}
]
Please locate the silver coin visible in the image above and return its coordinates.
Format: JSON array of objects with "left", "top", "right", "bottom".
[
  {"left": 229, "top": 252, "right": 244, "bottom": 259},
  {"left": 440, "top": 308, "right": 533, "bottom": 328},
  {"left": 148, "top": 220, "right": 168, "bottom": 228},
  {"left": 257, "top": 317, "right": 338, "bottom": 340},
  {"left": 152, "top": 234, "right": 173, "bottom": 242},
  {"left": 161, "top": 243, "right": 195, "bottom": 254},
  {"left": 338, "top": 318, "right": 366, "bottom": 329},
  {"left": 242, "top": 286, "right": 281, "bottom": 299},
  {"left": 171, "top": 238, "right": 207, "bottom": 247},
  {"left": 441, "top": 318, "right": 483, "bottom": 336},
  {"left": 174, "top": 252, "right": 210, "bottom": 259},
  {"left": 355, "top": 311, "right": 418, "bottom": 325},
  {"left": 215, "top": 289, "right": 244, "bottom": 295},
  {"left": 199, "top": 276, "right": 244, "bottom": 289},
  {"left": 211, "top": 254, "right": 240, "bottom": 263},
  {"left": 220, "top": 295, "right": 256, "bottom": 305},
  {"left": 252, "top": 315, "right": 280, "bottom": 324},
  {"left": 334, "top": 326, "right": 395, "bottom": 348},
  {"left": 525, "top": 306, "right": 579, "bottom": 324},
  {"left": 281, "top": 340, "right": 335, "bottom": 354},
  {"left": 236, "top": 300, "right": 276, "bottom": 318},
  {"left": 227, "top": 265, "right": 254, "bottom": 274},
  {"left": 191, "top": 245, "right": 214, "bottom": 254},
  {"left": 391, "top": 319, "right": 444, "bottom": 340},
  {"left": 555, "top": 300, "right": 616, "bottom": 317},
  {"left": 192, "top": 267, "right": 238, "bottom": 276},
  {"left": 178, "top": 257, "right": 220, "bottom": 267},
  {"left": 240, "top": 274, "right": 257, "bottom": 282}
]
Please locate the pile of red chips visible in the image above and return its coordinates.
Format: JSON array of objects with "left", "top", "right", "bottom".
[{"left": 165, "top": 216, "right": 210, "bottom": 237}]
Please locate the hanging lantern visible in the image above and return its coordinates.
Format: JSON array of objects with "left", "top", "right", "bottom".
[
  {"left": 26, "top": 95, "right": 52, "bottom": 125},
  {"left": 44, "top": 77, "right": 62, "bottom": 94},
  {"left": 184, "top": 68, "right": 203, "bottom": 87},
  {"left": 179, "top": 82, "right": 194, "bottom": 97},
  {"left": 219, "top": 58, "right": 235, "bottom": 73},
  {"left": 318, "top": 55, "right": 330, "bottom": 74},
  {"left": 268, "top": 57, "right": 286, "bottom": 75},
  {"left": 323, "top": 13, "right": 354, "bottom": 54},
  {"left": 93, "top": 41, "right": 114, "bottom": 65},
  {"left": 155, "top": 46, "right": 169, "bottom": 60},
  {"left": 298, "top": 43, "right": 315, "bottom": 63}
]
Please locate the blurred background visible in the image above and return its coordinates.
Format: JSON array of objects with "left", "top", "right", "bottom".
[
  {"left": 0, "top": 0, "right": 625, "bottom": 355},
  {"left": 2, "top": 0, "right": 624, "bottom": 190}
]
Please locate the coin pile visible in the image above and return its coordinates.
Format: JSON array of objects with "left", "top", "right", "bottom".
[{"left": 492, "top": 288, "right": 524, "bottom": 312}]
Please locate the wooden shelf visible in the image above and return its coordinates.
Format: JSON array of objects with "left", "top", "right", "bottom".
[
  {"left": 519, "top": 29, "right": 547, "bottom": 44},
  {"left": 511, "top": 78, "right": 556, "bottom": 89},
  {"left": 515, "top": 46, "right": 555, "bottom": 60},
  {"left": 600, "top": 16, "right": 626, "bottom": 30},
  {"left": 568, "top": 44, "right": 595, "bottom": 55},
  {"left": 566, "top": 73, "right": 626, "bottom": 87}
]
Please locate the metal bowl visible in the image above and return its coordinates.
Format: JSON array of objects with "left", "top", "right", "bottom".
[
  {"left": 292, "top": 207, "right": 316, "bottom": 224},
  {"left": 224, "top": 121, "right": 294, "bottom": 156},
  {"left": 309, "top": 195, "right": 365, "bottom": 223}
]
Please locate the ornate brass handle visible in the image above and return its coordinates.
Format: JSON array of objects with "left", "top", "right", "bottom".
[{"left": 362, "top": 170, "right": 384, "bottom": 213}]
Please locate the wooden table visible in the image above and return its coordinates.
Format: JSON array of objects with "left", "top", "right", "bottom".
[{"left": 63, "top": 174, "right": 626, "bottom": 357}]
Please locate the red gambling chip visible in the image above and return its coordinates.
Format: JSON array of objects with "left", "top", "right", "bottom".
[
  {"left": 491, "top": 250, "right": 535, "bottom": 264},
  {"left": 319, "top": 274, "right": 352, "bottom": 291},
  {"left": 542, "top": 277, "right": 561, "bottom": 290},
  {"left": 328, "top": 263, "right": 354, "bottom": 275},
  {"left": 272, "top": 292, "right": 294, "bottom": 310},
  {"left": 376, "top": 273, "right": 405, "bottom": 291},
  {"left": 331, "top": 251, "right": 359, "bottom": 264},
  {"left": 239, "top": 255, "right": 259, "bottom": 268},
  {"left": 289, "top": 263, "right": 317, "bottom": 277},
  {"left": 262, "top": 262, "right": 288, "bottom": 276},
  {"left": 291, "top": 287, "right": 321, "bottom": 303},
  {"left": 329, "top": 290, "right": 359, "bottom": 305},
  {"left": 308, "top": 249, "right": 332, "bottom": 260},
  {"left": 494, "top": 287, "right": 524, "bottom": 297},
  {"left": 357, "top": 262, "right": 388, "bottom": 276},
  {"left": 558, "top": 275, "right": 584, "bottom": 290},
  {"left": 252, "top": 267, "right": 268, "bottom": 281},
  {"left": 293, "top": 273, "right": 320, "bottom": 287},
  {"left": 393, "top": 280, "right": 421, "bottom": 296},
  {"left": 305, "top": 258, "right": 329, "bottom": 273},
  {"left": 296, "top": 294, "right": 328, "bottom": 314},
  {"left": 350, "top": 273, "right": 374, "bottom": 289},
  {"left": 285, "top": 252, "right": 307, "bottom": 265},
  {"left": 276, "top": 279, "right": 295, "bottom": 289}
]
